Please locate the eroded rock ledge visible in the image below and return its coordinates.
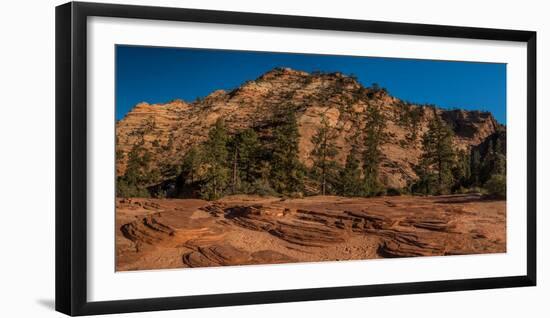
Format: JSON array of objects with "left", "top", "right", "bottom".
[{"left": 116, "top": 194, "right": 505, "bottom": 271}]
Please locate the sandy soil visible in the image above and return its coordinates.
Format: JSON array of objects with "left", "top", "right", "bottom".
[{"left": 115, "top": 194, "right": 506, "bottom": 271}]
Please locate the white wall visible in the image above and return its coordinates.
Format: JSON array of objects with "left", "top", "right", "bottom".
[{"left": 0, "top": 0, "right": 547, "bottom": 317}]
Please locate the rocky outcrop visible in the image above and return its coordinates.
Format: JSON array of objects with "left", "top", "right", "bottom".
[
  {"left": 441, "top": 109, "right": 502, "bottom": 148},
  {"left": 116, "top": 67, "right": 503, "bottom": 189},
  {"left": 116, "top": 195, "right": 506, "bottom": 271}
]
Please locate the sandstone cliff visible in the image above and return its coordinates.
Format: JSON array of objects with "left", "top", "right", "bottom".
[{"left": 116, "top": 67, "right": 503, "bottom": 189}]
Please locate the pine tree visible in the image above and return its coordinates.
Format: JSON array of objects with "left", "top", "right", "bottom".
[
  {"left": 180, "top": 146, "right": 202, "bottom": 184},
  {"left": 270, "top": 106, "right": 305, "bottom": 195},
  {"left": 362, "top": 104, "right": 386, "bottom": 196},
  {"left": 229, "top": 136, "right": 239, "bottom": 194},
  {"left": 239, "top": 129, "right": 262, "bottom": 182},
  {"left": 485, "top": 174, "right": 506, "bottom": 198},
  {"left": 452, "top": 150, "right": 471, "bottom": 190},
  {"left": 482, "top": 137, "right": 506, "bottom": 196},
  {"left": 228, "top": 128, "right": 262, "bottom": 193},
  {"left": 412, "top": 157, "right": 437, "bottom": 195},
  {"left": 310, "top": 115, "right": 339, "bottom": 195},
  {"left": 396, "top": 101, "right": 424, "bottom": 144},
  {"left": 419, "top": 111, "right": 455, "bottom": 194},
  {"left": 338, "top": 143, "right": 363, "bottom": 197},
  {"left": 480, "top": 139, "right": 495, "bottom": 183},
  {"left": 471, "top": 148, "right": 481, "bottom": 186},
  {"left": 337, "top": 117, "right": 363, "bottom": 197},
  {"left": 200, "top": 119, "right": 230, "bottom": 200},
  {"left": 493, "top": 138, "right": 506, "bottom": 175},
  {"left": 116, "top": 140, "right": 152, "bottom": 198},
  {"left": 124, "top": 142, "right": 146, "bottom": 186}
]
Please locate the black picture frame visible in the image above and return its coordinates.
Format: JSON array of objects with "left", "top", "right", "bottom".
[{"left": 55, "top": 1, "right": 537, "bottom": 316}]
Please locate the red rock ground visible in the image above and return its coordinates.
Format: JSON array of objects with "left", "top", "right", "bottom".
[{"left": 116, "top": 194, "right": 506, "bottom": 271}]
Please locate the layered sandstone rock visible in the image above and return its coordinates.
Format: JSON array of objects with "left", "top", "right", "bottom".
[
  {"left": 116, "top": 67, "right": 503, "bottom": 189},
  {"left": 116, "top": 195, "right": 506, "bottom": 271}
]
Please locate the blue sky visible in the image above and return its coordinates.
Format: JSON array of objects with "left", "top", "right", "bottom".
[{"left": 116, "top": 45, "right": 506, "bottom": 124}]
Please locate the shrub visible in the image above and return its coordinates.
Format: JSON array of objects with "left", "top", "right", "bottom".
[
  {"left": 116, "top": 178, "right": 150, "bottom": 198},
  {"left": 250, "top": 179, "right": 277, "bottom": 197},
  {"left": 484, "top": 174, "right": 506, "bottom": 198},
  {"left": 455, "top": 186, "right": 468, "bottom": 194},
  {"left": 399, "top": 187, "right": 411, "bottom": 195},
  {"left": 466, "top": 186, "right": 486, "bottom": 195},
  {"left": 386, "top": 188, "right": 402, "bottom": 196}
]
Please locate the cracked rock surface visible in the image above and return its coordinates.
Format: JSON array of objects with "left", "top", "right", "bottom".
[{"left": 116, "top": 194, "right": 505, "bottom": 271}]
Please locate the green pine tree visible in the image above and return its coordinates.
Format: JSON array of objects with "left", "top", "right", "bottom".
[
  {"left": 116, "top": 140, "right": 152, "bottom": 198},
  {"left": 362, "top": 104, "right": 386, "bottom": 196},
  {"left": 200, "top": 119, "right": 230, "bottom": 200},
  {"left": 412, "top": 157, "right": 437, "bottom": 195},
  {"left": 471, "top": 148, "right": 481, "bottom": 186},
  {"left": 452, "top": 149, "right": 471, "bottom": 190},
  {"left": 270, "top": 106, "right": 305, "bottom": 195},
  {"left": 483, "top": 137, "right": 506, "bottom": 197},
  {"left": 493, "top": 138, "right": 506, "bottom": 175},
  {"left": 480, "top": 139, "right": 495, "bottom": 183},
  {"left": 310, "top": 115, "right": 339, "bottom": 195},
  {"left": 338, "top": 143, "right": 363, "bottom": 197},
  {"left": 419, "top": 111, "right": 455, "bottom": 194},
  {"left": 180, "top": 146, "right": 202, "bottom": 184},
  {"left": 228, "top": 128, "right": 262, "bottom": 193}
]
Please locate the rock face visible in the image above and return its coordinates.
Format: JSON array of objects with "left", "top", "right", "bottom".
[
  {"left": 115, "top": 195, "right": 506, "bottom": 271},
  {"left": 116, "top": 67, "right": 504, "bottom": 189}
]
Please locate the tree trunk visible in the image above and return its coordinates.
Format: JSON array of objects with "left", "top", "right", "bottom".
[
  {"left": 322, "top": 142, "right": 326, "bottom": 196},
  {"left": 322, "top": 173, "right": 326, "bottom": 195},
  {"left": 232, "top": 148, "right": 238, "bottom": 193},
  {"left": 438, "top": 157, "right": 442, "bottom": 189},
  {"left": 214, "top": 178, "right": 217, "bottom": 199}
]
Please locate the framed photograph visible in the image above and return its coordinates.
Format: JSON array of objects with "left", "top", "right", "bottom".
[{"left": 55, "top": 1, "right": 536, "bottom": 316}]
